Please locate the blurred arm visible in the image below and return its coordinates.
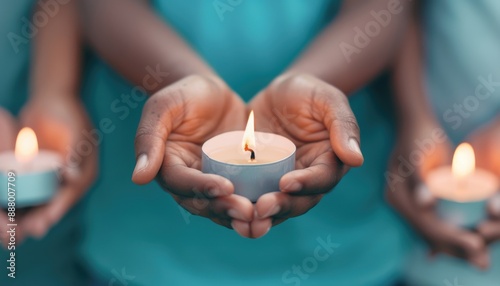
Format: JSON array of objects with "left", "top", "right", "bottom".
[
  {"left": 391, "top": 3, "right": 439, "bottom": 130},
  {"left": 288, "top": 0, "right": 414, "bottom": 95},
  {"left": 80, "top": 0, "right": 216, "bottom": 94},
  {"left": 30, "top": 0, "right": 82, "bottom": 100}
]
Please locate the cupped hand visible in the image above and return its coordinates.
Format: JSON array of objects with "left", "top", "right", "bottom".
[
  {"left": 132, "top": 75, "right": 255, "bottom": 236},
  {"left": 248, "top": 73, "right": 364, "bottom": 237},
  {"left": 15, "top": 95, "right": 98, "bottom": 241},
  {"left": 386, "top": 122, "right": 491, "bottom": 269},
  {"left": 469, "top": 117, "right": 500, "bottom": 245}
]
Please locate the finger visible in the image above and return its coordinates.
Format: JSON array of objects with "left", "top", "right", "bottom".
[
  {"left": 133, "top": 106, "right": 170, "bottom": 184},
  {"left": 419, "top": 212, "right": 489, "bottom": 268},
  {"left": 20, "top": 185, "right": 82, "bottom": 238},
  {"left": 314, "top": 86, "right": 363, "bottom": 167},
  {"left": 159, "top": 159, "right": 234, "bottom": 198},
  {"left": 478, "top": 220, "right": 500, "bottom": 244},
  {"left": 280, "top": 147, "right": 344, "bottom": 195},
  {"left": 487, "top": 194, "right": 500, "bottom": 219},
  {"left": 175, "top": 194, "right": 254, "bottom": 223},
  {"left": 249, "top": 217, "right": 272, "bottom": 239},
  {"left": 231, "top": 220, "right": 251, "bottom": 238},
  {"left": 255, "top": 192, "right": 323, "bottom": 225},
  {"left": 0, "top": 108, "right": 17, "bottom": 151}
]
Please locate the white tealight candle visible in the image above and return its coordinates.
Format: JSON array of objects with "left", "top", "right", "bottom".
[
  {"left": 202, "top": 111, "right": 296, "bottom": 202},
  {"left": 425, "top": 143, "right": 499, "bottom": 227},
  {"left": 0, "top": 128, "right": 61, "bottom": 208}
]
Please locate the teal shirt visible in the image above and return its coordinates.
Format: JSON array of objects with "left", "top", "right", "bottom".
[
  {"left": 404, "top": 1, "right": 500, "bottom": 285},
  {"left": 81, "top": 1, "right": 408, "bottom": 285},
  {"left": 0, "top": 1, "right": 88, "bottom": 285}
]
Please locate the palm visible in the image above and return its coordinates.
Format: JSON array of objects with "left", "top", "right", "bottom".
[
  {"left": 248, "top": 74, "right": 363, "bottom": 229},
  {"left": 133, "top": 75, "right": 253, "bottom": 231}
]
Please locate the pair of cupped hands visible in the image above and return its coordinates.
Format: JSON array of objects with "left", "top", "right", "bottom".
[
  {"left": 387, "top": 117, "right": 500, "bottom": 269},
  {"left": 131, "top": 73, "right": 364, "bottom": 239},
  {"left": 0, "top": 95, "right": 97, "bottom": 246}
]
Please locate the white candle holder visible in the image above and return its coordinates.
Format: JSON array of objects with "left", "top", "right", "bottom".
[
  {"left": 0, "top": 151, "right": 61, "bottom": 209},
  {"left": 202, "top": 131, "right": 296, "bottom": 202}
]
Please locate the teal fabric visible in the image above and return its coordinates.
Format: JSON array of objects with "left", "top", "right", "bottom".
[
  {"left": 404, "top": 1, "right": 500, "bottom": 285},
  {"left": 81, "top": 1, "right": 408, "bottom": 285},
  {"left": 0, "top": 1, "right": 88, "bottom": 285}
]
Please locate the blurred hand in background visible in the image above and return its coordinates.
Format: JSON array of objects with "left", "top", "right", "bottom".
[
  {"left": 470, "top": 117, "right": 500, "bottom": 246},
  {"left": 385, "top": 120, "right": 491, "bottom": 269},
  {"left": 15, "top": 95, "right": 98, "bottom": 241}
]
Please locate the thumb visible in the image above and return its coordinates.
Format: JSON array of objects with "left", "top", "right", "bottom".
[
  {"left": 318, "top": 86, "right": 363, "bottom": 166},
  {"left": 132, "top": 94, "right": 175, "bottom": 185}
]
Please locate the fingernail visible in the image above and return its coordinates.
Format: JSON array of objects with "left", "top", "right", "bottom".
[
  {"left": 133, "top": 154, "right": 148, "bottom": 175},
  {"left": 283, "top": 181, "right": 302, "bottom": 192},
  {"left": 228, "top": 209, "right": 247, "bottom": 221},
  {"left": 254, "top": 225, "right": 271, "bottom": 239},
  {"left": 348, "top": 138, "right": 362, "bottom": 156},
  {"left": 261, "top": 205, "right": 280, "bottom": 218},
  {"left": 231, "top": 221, "right": 248, "bottom": 238}
]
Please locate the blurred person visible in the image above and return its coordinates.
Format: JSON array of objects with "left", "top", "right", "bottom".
[
  {"left": 388, "top": 1, "right": 500, "bottom": 285},
  {"left": 79, "top": 0, "right": 415, "bottom": 285},
  {"left": 0, "top": 0, "right": 97, "bottom": 285}
]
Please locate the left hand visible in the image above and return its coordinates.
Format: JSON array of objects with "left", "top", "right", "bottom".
[
  {"left": 469, "top": 118, "right": 500, "bottom": 244},
  {"left": 248, "top": 73, "right": 364, "bottom": 237},
  {"left": 16, "top": 96, "right": 98, "bottom": 241}
]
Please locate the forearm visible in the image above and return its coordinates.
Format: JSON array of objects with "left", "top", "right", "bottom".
[
  {"left": 30, "top": 0, "right": 82, "bottom": 101},
  {"left": 80, "top": 0, "right": 216, "bottom": 94},
  {"left": 391, "top": 5, "right": 439, "bottom": 132},
  {"left": 288, "top": 0, "right": 413, "bottom": 95}
]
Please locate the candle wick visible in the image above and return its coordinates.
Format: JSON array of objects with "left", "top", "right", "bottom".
[{"left": 244, "top": 144, "right": 255, "bottom": 161}]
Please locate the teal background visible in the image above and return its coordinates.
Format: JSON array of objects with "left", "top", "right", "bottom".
[{"left": 81, "top": 1, "right": 408, "bottom": 285}]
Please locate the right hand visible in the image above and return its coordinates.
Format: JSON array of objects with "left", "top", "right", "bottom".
[
  {"left": 132, "top": 75, "right": 255, "bottom": 237},
  {"left": 386, "top": 121, "right": 491, "bottom": 269}
]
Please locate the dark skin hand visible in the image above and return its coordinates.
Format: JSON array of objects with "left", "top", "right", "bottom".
[
  {"left": 470, "top": 117, "right": 500, "bottom": 245},
  {"left": 84, "top": 0, "right": 412, "bottom": 238},
  {"left": 388, "top": 9, "right": 492, "bottom": 269},
  {"left": 248, "top": 73, "right": 363, "bottom": 237},
  {"left": 132, "top": 75, "right": 255, "bottom": 234}
]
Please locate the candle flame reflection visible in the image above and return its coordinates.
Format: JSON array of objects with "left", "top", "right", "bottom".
[
  {"left": 15, "top": 127, "right": 39, "bottom": 163},
  {"left": 452, "top": 143, "right": 475, "bottom": 178}
]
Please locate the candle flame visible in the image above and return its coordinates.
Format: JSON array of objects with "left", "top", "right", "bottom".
[
  {"left": 242, "top": 110, "right": 256, "bottom": 150},
  {"left": 15, "top": 127, "right": 39, "bottom": 163},
  {"left": 452, "top": 142, "right": 475, "bottom": 178}
]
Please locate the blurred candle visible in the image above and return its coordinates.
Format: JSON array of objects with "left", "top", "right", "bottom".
[
  {"left": 0, "top": 128, "right": 61, "bottom": 208},
  {"left": 425, "top": 143, "right": 499, "bottom": 227}
]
